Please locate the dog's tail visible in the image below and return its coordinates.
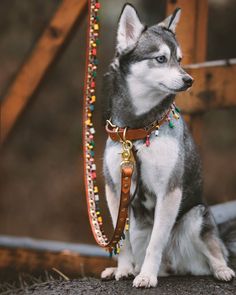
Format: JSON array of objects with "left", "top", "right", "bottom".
[{"left": 211, "top": 201, "right": 236, "bottom": 268}]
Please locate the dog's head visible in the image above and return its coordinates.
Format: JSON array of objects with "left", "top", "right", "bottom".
[{"left": 114, "top": 4, "right": 193, "bottom": 97}]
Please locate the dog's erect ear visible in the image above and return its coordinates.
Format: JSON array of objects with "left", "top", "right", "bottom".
[
  {"left": 116, "top": 4, "right": 144, "bottom": 54},
  {"left": 158, "top": 8, "right": 181, "bottom": 33}
]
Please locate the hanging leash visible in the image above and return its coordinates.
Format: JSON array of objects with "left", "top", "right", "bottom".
[
  {"left": 82, "top": 0, "right": 181, "bottom": 256},
  {"left": 83, "top": 0, "right": 133, "bottom": 256}
]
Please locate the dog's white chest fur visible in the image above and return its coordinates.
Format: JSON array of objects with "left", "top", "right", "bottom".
[
  {"left": 135, "top": 135, "right": 179, "bottom": 196},
  {"left": 105, "top": 135, "right": 179, "bottom": 199}
]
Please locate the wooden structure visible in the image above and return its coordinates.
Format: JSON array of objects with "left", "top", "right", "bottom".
[
  {"left": 0, "top": 0, "right": 235, "bottom": 277},
  {"left": 0, "top": 0, "right": 87, "bottom": 144}
]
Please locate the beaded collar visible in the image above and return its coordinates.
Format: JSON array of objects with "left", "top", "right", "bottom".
[{"left": 106, "top": 103, "right": 180, "bottom": 146}]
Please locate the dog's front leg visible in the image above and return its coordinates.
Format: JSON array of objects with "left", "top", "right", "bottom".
[
  {"left": 101, "top": 184, "right": 135, "bottom": 280},
  {"left": 133, "top": 188, "right": 182, "bottom": 288}
]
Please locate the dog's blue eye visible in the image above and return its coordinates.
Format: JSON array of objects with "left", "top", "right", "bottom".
[{"left": 156, "top": 56, "right": 167, "bottom": 63}]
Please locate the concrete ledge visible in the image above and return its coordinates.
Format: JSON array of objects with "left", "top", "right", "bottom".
[{"left": 0, "top": 235, "right": 107, "bottom": 257}]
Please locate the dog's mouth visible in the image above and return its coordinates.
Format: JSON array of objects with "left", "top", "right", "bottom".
[{"left": 159, "top": 83, "right": 191, "bottom": 93}]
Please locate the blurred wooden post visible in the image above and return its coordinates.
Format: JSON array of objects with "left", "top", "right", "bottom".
[
  {"left": 166, "top": 0, "right": 208, "bottom": 146},
  {"left": 175, "top": 61, "right": 236, "bottom": 113},
  {"left": 0, "top": 0, "right": 87, "bottom": 145}
]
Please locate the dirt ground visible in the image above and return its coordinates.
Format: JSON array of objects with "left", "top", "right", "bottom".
[{"left": 2, "top": 276, "right": 235, "bottom": 295}]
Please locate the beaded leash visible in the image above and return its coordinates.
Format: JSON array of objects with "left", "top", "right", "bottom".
[{"left": 82, "top": 0, "right": 130, "bottom": 256}]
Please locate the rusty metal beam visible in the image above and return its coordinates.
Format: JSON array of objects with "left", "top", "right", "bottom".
[
  {"left": 167, "top": 0, "right": 208, "bottom": 145},
  {"left": 166, "top": 0, "right": 208, "bottom": 64},
  {"left": 177, "top": 62, "right": 236, "bottom": 114},
  {"left": 0, "top": 0, "right": 87, "bottom": 145}
]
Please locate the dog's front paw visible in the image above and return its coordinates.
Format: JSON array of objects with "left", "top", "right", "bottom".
[
  {"left": 101, "top": 267, "right": 117, "bottom": 280},
  {"left": 115, "top": 265, "right": 135, "bottom": 281},
  {"left": 214, "top": 266, "right": 235, "bottom": 281},
  {"left": 132, "top": 273, "right": 158, "bottom": 288}
]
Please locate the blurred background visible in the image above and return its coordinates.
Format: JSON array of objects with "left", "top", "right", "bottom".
[{"left": 0, "top": 0, "right": 235, "bottom": 248}]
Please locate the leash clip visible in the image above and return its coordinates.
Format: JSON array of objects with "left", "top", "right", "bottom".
[
  {"left": 120, "top": 139, "right": 135, "bottom": 170},
  {"left": 121, "top": 140, "right": 133, "bottom": 162}
]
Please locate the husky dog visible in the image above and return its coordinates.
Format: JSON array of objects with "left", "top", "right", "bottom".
[{"left": 101, "top": 4, "right": 235, "bottom": 288}]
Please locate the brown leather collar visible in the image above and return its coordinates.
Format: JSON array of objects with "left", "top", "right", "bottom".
[{"left": 105, "top": 107, "right": 172, "bottom": 142}]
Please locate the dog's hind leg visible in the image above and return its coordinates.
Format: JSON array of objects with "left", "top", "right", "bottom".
[
  {"left": 171, "top": 204, "right": 235, "bottom": 280},
  {"left": 133, "top": 188, "right": 182, "bottom": 288},
  {"left": 101, "top": 184, "right": 135, "bottom": 280},
  {"left": 199, "top": 206, "right": 235, "bottom": 281}
]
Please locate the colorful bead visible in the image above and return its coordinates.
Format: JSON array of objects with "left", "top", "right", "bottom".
[
  {"left": 169, "top": 121, "right": 175, "bottom": 128},
  {"left": 94, "top": 59, "right": 99, "bottom": 65},
  {"left": 173, "top": 113, "right": 180, "bottom": 120},
  {"left": 109, "top": 250, "right": 113, "bottom": 258},
  {"left": 94, "top": 24, "right": 99, "bottom": 31},
  {"left": 175, "top": 106, "right": 181, "bottom": 113},
  {"left": 145, "top": 135, "right": 150, "bottom": 147},
  {"left": 92, "top": 164, "right": 96, "bottom": 170},
  {"left": 116, "top": 246, "right": 120, "bottom": 254},
  {"left": 89, "top": 105, "right": 95, "bottom": 111},
  {"left": 91, "top": 171, "right": 96, "bottom": 179},
  {"left": 125, "top": 218, "right": 129, "bottom": 231},
  {"left": 92, "top": 48, "right": 97, "bottom": 55},
  {"left": 91, "top": 95, "right": 96, "bottom": 103},
  {"left": 98, "top": 216, "right": 102, "bottom": 223},
  {"left": 90, "top": 128, "right": 95, "bottom": 134}
]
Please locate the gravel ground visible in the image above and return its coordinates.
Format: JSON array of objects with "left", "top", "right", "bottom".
[{"left": 4, "top": 276, "right": 235, "bottom": 295}]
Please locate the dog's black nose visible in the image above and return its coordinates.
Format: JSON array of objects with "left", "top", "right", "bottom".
[{"left": 182, "top": 75, "right": 194, "bottom": 87}]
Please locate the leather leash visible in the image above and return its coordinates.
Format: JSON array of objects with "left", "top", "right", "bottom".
[
  {"left": 83, "top": 0, "right": 135, "bottom": 256},
  {"left": 105, "top": 138, "right": 135, "bottom": 254}
]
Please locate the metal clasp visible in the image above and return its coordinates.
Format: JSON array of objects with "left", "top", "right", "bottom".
[
  {"left": 121, "top": 140, "right": 133, "bottom": 162},
  {"left": 106, "top": 119, "right": 117, "bottom": 128},
  {"left": 120, "top": 139, "right": 134, "bottom": 170}
]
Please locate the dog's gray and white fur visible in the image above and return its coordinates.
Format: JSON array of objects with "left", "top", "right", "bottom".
[{"left": 101, "top": 4, "right": 236, "bottom": 288}]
